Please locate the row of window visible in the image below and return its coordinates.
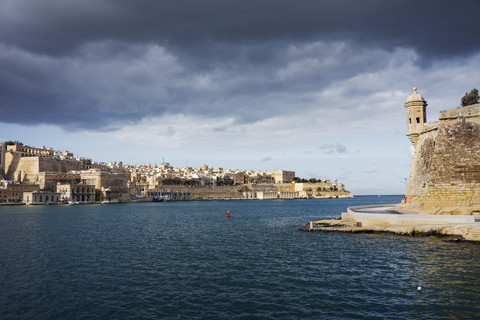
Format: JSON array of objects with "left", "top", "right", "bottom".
[
  {"left": 408, "top": 117, "right": 422, "bottom": 124},
  {"left": 58, "top": 187, "right": 94, "bottom": 193}
]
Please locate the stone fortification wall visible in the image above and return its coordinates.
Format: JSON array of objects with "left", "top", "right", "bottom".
[
  {"left": 5, "top": 154, "right": 79, "bottom": 183},
  {"left": 159, "top": 185, "right": 246, "bottom": 200},
  {"left": 439, "top": 103, "right": 480, "bottom": 120},
  {"left": 156, "top": 182, "right": 352, "bottom": 200},
  {"left": 38, "top": 157, "right": 78, "bottom": 173},
  {"left": 294, "top": 182, "right": 352, "bottom": 198},
  {"left": 405, "top": 111, "right": 480, "bottom": 215}
]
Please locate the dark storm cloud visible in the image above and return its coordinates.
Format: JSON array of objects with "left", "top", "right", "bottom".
[
  {"left": 1, "top": 0, "right": 480, "bottom": 129},
  {"left": 3, "top": 0, "right": 479, "bottom": 58}
]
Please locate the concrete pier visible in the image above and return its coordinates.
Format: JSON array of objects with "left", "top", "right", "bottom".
[{"left": 303, "top": 204, "right": 480, "bottom": 241}]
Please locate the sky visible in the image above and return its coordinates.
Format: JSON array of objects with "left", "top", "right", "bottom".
[{"left": 1, "top": 0, "right": 480, "bottom": 195}]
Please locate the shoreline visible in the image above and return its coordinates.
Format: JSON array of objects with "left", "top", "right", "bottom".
[
  {"left": 299, "top": 220, "right": 477, "bottom": 242},
  {"left": 0, "top": 196, "right": 355, "bottom": 207},
  {"left": 301, "top": 204, "right": 480, "bottom": 242}
]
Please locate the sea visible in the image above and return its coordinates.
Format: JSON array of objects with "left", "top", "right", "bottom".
[{"left": 1, "top": 195, "right": 479, "bottom": 320}]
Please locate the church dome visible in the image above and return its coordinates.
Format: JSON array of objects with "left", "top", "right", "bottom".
[{"left": 406, "top": 87, "right": 425, "bottom": 103}]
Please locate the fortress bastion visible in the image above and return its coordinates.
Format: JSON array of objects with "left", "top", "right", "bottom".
[{"left": 402, "top": 88, "right": 480, "bottom": 215}]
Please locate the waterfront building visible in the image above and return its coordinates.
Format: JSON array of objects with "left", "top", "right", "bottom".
[
  {"left": 0, "top": 181, "right": 40, "bottom": 203},
  {"left": 37, "top": 172, "right": 81, "bottom": 191},
  {"left": 146, "top": 190, "right": 192, "bottom": 201},
  {"left": 80, "top": 169, "right": 129, "bottom": 202},
  {"left": 23, "top": 191, "right": 61, "bottom": 205},
  {"left": 56, "top": 183, "right": 96, "bottom": 203},
  {"left": 256, "top": 191, "right": 300, "bottom": 200},
  {"left": 243, "top": 191, "right": 257, "bottom": 199}
]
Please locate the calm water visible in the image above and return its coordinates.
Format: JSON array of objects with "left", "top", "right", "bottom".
[{"left": 1, "top": 196, "right": 479, "bottom": 319}]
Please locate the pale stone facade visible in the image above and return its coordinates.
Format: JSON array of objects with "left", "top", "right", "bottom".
[
  {"left": 4, "top": 143, "right": 80, "bottom": 183},
  {"left": 23, "top": 191, "right": 61, "bottom": 205},
  {"left": 56, "top": 183, "right": 96, "bottom": 203},
  {"left": 266, "top": 170, "right": 295, "bottom": 184},
  {"left": 0, "top": 182, "right": 40, "bottom": 203},
  {"left": 80, "top": 170, "right": 129, "bottom": 202}
]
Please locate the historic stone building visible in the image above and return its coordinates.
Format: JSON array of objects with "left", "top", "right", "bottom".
[
  {"left": 403, "top": 88, "right": 480, "bottom": 215},
  {"left": 23, "top": 191, "right": 61, "bottom": 205},
  {"left": 0, "top": 182, "right": 40, "bottom": 203},
  {"left": 3, "top": 142, "right": 80, "bottom": 183},
  {"left": 56, "top": 183, "right": 96, "bottom": 203},
  {"left": 265, "top": 170, "right": 295, "bottom": 184},
  {"left": 80, "top": 170, "right": 129, "bottom": 202}
]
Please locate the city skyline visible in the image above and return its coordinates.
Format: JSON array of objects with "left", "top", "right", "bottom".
[{"left": 1, "top": 0, "right": 480, "bottom": 194}]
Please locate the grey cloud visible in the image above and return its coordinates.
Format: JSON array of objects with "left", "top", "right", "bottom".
[
  {"left": 1, "top": 0, "right": 480, "bottom": 130},
  {"left": 261, "top": 156, "right": 272, "bottom": 162},
  {"left": 2, "top": 0, "right": 480, "bottom": 59},
  {"left": 319, "top": 143, "right": 347, "bottom": 154},
  {"left": 0, "top": 39, "right": 399, "bottom": 129},
  {"left": 335, "top": 144, "right": 346, "bottom": 153}
]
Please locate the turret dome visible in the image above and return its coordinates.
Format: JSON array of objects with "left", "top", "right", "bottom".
[{"left": 406, "top": 87, "right": 425, "bottom": 103}]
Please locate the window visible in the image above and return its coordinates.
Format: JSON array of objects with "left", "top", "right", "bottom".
[
  {"left": 416, "top": 117, "right": 420, "bottom": 123},
  {"left": 409, "top": 118, "right": 412, "bottom": 124}
]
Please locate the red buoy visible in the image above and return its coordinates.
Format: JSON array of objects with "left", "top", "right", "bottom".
[{"left": 226, "top": 210, "right": 231, "bottom": 218}]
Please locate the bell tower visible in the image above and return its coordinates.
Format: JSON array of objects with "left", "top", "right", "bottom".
[{"left": 404, "top": 87, "right": 427, "bottom": 146}]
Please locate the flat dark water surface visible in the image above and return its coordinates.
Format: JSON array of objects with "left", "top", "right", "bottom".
[{"left": 1, "top": 196, "right": 480, "bottom": 319}]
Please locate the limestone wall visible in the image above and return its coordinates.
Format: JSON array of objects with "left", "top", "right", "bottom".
[
  {"left": 38, "top": 157, "right": 79, "bottom": 173},
  {"left": 294, "top": 182, "right": 352, "bottom": 198},
  {"left": 154, "top": 182, "right": 352, "bottom": 200},
  {"left": 439, "top": 103, "right": 480, "bottom": 120},
  {"left": 405, "top": 114, "right": 480, "bottom": 214},
  {"left": 5, "top": 154, "right": 79, "bottom": 183},
  {"left": 158, "top": 185, "right": 246, "bottom": 200}
]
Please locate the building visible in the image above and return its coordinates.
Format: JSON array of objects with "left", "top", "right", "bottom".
[
  {"left": 3, "top": 142, "right": 80, "bottom": 183},
  {"left": 146, "top": 190, "right": 191, "bottom": 201},
  {"left": 23, "top": 191, "right": 61, "bottom": 205},
  {"left": 266, "top": 170, "right": 295, "bottom": 184},
  {"left": 256, "top": 191, "right": 299, "bottom": 199},
  {"left": 56, "top": 183, "right": 96, "bottom": 203},
  {"left": 80, "top": 170, "right": 129, "bottom": 202},
  {"left": 38, "top": 172, "right": 81, "bottom": 191},
  {"left": 402, "top": 87, "right": 480, "bottom": 215},
  {"left": 0, "top": 181, "right": 40, "bottom": 203}
]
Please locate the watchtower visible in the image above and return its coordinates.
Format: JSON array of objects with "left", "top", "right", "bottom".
[{"left": 404, "top": 87, "right": 427, "bottom": 146}]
